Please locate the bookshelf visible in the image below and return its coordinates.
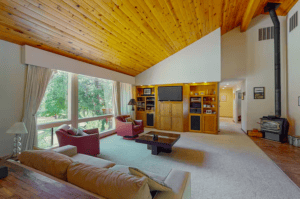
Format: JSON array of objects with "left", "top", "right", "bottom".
[
  {"left": 135, "top": 86, "right": 156, "bottom": 127},
  {"left": 189, "top": 82, "right": 218, "bottom": 134}
]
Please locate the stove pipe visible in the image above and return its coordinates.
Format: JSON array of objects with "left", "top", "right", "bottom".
[{"left": 264, "top": 3, "right": 281, "bottom": 118}]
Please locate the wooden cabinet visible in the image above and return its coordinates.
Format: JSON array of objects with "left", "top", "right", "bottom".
[
  {"left": 157, "top": 102, "right": 183, "bottom": 132},
  {"left": 203, "top": 115, "right": 217, "bottom": 134},
  {"left": 159, "top": 103, "right": 172, "bottom": 130},
  {"left": 171, "top": 103, "right": 183, "bottom": 131},
  {"left": 136, "top": 112, "right": 146, "bottom": 126}
]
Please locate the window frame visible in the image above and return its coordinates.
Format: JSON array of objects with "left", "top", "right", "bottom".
[{"left": 36, "top": 73, "right": 115, "bottom": 148}]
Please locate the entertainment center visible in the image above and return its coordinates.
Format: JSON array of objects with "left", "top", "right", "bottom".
[{"left": 134, "top": 82, "right": 219, "bottom": 134}]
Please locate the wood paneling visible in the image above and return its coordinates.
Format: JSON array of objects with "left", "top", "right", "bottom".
[{"left": 0, "top": 0, "right": 297, "bottom": 76}]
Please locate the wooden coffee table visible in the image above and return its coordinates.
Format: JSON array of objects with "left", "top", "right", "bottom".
[{"left": 135, "top": 131, "right": 181, "bottom": 155}]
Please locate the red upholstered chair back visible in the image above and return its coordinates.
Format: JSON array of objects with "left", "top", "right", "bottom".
[{"left": 116, "top": 115, "right": 131, "bottom": 122}]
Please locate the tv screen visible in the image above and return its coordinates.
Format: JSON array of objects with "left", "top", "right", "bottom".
[{"left": 158, "top": 86, "right": 183, "bottom": 101}]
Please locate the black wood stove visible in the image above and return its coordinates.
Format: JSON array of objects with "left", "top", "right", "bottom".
[{"left": 260, "top": 3, "right": 289, "bottom": 143}]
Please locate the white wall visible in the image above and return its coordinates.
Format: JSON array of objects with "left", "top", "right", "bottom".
[
  {"left": 135, "top": 28, "right": 221, "bottom": 85},
  {"left": 241, "top": 80, "right": 247, "bottom": 132},
  {"left": 245, "top": 15, "right": 287, "bottom": 130},
  {"left": 221, "top": 28, "right": 247, "bottom": 81},
  {"left": 287, "top": 1, "right": 300, "bottom": 136},
  {"left": 23, "top": 45, "right": 135, "bottom": 85},
  {"left": 0, "top": 40, "right": 26, "bottom": 156},
  {"left": 221, "top": 15, "right": 287, "bottom": 131}
]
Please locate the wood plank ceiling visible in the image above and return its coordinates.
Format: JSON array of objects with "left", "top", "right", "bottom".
[{"left": 0, "top": 0, "right": 297, "bottom": 76}]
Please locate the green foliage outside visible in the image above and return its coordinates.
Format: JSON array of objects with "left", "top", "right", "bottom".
[{"left": 37, "top": 71, "right": 114, "bottom": 148}]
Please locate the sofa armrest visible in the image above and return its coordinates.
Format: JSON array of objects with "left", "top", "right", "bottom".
[
  {"left": 83, "top": 128, "right": 99, "bottom": 135},
  {"left": 52, "top": 145, "right": 78, "bottom": 157},
  {"left": 154, "top": 169, "right": 191, "bottom": 199}
]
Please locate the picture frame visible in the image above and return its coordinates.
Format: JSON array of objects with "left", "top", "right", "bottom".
[
  {"left": 254, "top": 87, "right": 265, "bottom": 99},
  {"left": 221, "top": 95, "right": 227, "bottom": 102},
  {"left": 298, "top": 97, "right": 300, "bottom": 106},
  {"left": 143, "top": 88, "right": 152, "bottom": 96},
  {"left": 206, "top": 110, "right": 212, "bottom": 114}
]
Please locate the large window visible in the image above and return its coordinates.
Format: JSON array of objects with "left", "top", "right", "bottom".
[
  {"left": 36, "top": 71, "right": 115, "bottom": 149},
  {"left": 37, "top": 71, "right": 69, "bottom": 124},
  {"left": 78, "top": 75, "right": 113, "bottom": 118}
]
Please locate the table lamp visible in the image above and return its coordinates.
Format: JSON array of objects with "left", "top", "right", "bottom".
[
  {"left": 6, "top": 122, "right": 28, "bottom": 157},
  {"left": 128, "top": 99, "right": 137, "bottom": 111}
]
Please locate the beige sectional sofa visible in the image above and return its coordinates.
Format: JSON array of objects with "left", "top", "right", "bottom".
[{"left": 18, "top": 145, "right": 191, "bottom": 199}]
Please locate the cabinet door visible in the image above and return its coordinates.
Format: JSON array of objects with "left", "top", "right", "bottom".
[
  {"left": 171, "top": 103, "right": 183, "bottom": 131},
  {"left": 160, "top": 103, "right": 172, "bottom": 130},
  {"left": 203, "top": 115, "right": 217, "bottom": 134},
  {"left": 171, "top": 103, "right": 183, "bottom": 117},
  {"left": 136, "top": 112, "right": 146, "bottom": 126}
]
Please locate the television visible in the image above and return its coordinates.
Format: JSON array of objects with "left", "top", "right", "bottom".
[{"left": 158, "top": 86, "right": 183, "bottom": 101}]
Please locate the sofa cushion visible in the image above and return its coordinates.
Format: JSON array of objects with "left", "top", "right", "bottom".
[
  {"left": 129, "top": 167, "right": 172, "bottom": 192},
  {"left": 67, "top": 162, "right": 152, "bottom": 199},
  {"left": 18, "top": 150, "right": 73, "bottom": 181},
  {"left": 71, "top": 154, "right": 115, "bottom": 168},
  {"left": 109, "top": 165, "right": 167, "bottom": 182},
  {"left": 52, "top": 145, "right": 77, "bottom": 157}
]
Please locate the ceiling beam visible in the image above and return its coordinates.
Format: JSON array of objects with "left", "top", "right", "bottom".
[{"left": 240, "top": 0, "right": 261, "bottom": 32}]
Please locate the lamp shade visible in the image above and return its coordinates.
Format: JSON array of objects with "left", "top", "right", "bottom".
[
  {"left": 6, "top": 122, "right": 28, "bottom": 135},
  {"left": 128, "top": 99, "right": 137, "bottom": 105}
]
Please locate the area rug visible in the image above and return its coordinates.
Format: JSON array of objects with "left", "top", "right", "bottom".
[{"left": 99, "top": 118, "right": 300, "bottom": 199}]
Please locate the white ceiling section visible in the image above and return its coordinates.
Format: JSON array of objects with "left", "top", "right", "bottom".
[{"left": 22, "top": 45, "right": 135, "bottom": 84}]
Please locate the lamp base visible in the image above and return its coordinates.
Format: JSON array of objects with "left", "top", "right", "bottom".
[{"left": 0, "top": 166, "right": 8, "bottom": 179}]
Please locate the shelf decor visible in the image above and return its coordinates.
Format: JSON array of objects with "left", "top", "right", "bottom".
[
  {"left": 143, "top": 88, "right": 151, "bottom": 96},
  {"left": 254, "top": 87, "right": 265, "bottom": 99}
]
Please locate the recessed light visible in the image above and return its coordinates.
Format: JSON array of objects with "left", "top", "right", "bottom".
[
  {"left": 204, "top": 81, "right": 207, "bottom": 83},
  {"left": 227, "top": 83, "right": 229, "bottom": 85},
  {"left": 193, "top": 82, "right": 195, "bottom": 84}
]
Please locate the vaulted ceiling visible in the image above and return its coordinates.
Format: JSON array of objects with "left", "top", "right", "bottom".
[{"left": 0, "top": 0, "right": 297, "bottom": 76}]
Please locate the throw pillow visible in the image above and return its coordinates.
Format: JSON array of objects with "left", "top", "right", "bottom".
[
  {"left": 18, "top": 150, "right": 73, "bottom": 181},
  {"left": 129, "top": 167, "right": 172, "bottom": 192},
  {"left": 57, "top": 124, "right": 70, "bottom": 133},
  {"left": 77, "top": 129, "right": 89, "bottom": 136},
  {"left": 125, "top": 117, "right": 136, "bottom": 125},
  {"left": 67, "top": 127, "right": 78, "bottom": 136},
  {"left": 67, "top": 162, "right": 152, "bottom": 199}
]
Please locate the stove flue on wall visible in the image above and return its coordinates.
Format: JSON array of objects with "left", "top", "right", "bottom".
[{"left": 264, "top": 3, "right": 281, "bottom": 118}]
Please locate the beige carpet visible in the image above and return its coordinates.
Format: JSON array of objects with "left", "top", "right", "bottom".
[{"left": 99, "top": 118, "right": 300, "bottom": 199}]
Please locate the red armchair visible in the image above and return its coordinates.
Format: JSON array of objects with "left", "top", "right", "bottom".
[
  {"left": 116, "top": 115, "right": 144, "bottom": 140},
  {"left": 56, "top": 127, "right": 100, "bottom": 156}
]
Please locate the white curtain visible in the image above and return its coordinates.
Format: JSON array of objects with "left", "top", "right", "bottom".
[
  {"left": 22, "top": 65, "right": 54, "bottom": 151},
  {"left": 112, "top": 81, "right": 119, "bottom": 117},
  {"left": 120, "top": 82, "right": 134, "bottom": 118}
]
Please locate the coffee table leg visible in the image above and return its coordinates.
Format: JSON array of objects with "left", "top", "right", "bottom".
[
  {"left": 147, "top": 144, "right": 152, "bottom": 150},
  {"left": 162, "top": 147, "right": 172, "bottom": 153},
  {"left": 151, "top": 146, "right": 161, "bottom": 155}
]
